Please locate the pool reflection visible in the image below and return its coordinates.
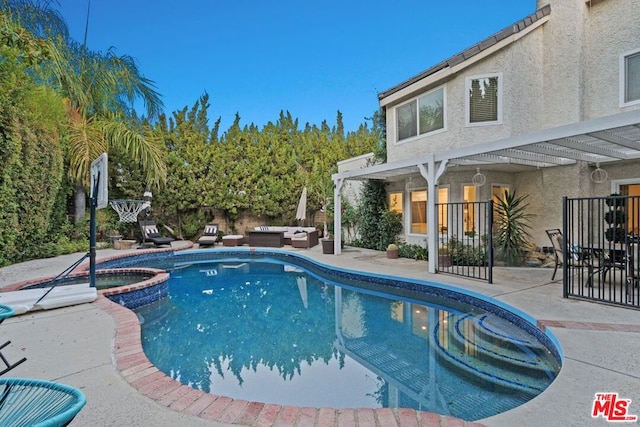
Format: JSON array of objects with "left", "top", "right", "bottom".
[{"left": 136, "top": 259, "right": 559, "bottom": 421}]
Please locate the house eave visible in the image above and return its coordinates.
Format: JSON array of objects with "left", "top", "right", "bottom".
[{"left": 378, "top": 4, "right": 552, "bottom": 108}]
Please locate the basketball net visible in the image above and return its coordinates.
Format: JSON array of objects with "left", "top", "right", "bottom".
[{"left": 109, "top": 200, "right": 150, "bottom": 223}]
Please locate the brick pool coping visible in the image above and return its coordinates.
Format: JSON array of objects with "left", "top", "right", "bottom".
[
  {"left": 79, "top": 243, "right": 485, "bottom": 426},
  {"left": 5, "top": 244, "right": 639, "bottom": 425},
  {"left": 97, "top": 289, "right": 640, "bottom": 427},
  {"left": 94, "top": 294, "right": 486, "bottom": 427}
]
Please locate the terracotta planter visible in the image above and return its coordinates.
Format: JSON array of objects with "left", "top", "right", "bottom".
[{"left": 386, "top": 249, "right": 399, "bottom": 259}]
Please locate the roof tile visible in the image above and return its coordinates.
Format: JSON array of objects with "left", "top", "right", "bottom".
[{"left": 378, "top": 4, "right": 552, "bottom": 101}]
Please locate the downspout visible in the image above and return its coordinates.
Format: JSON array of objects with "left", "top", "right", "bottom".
[
  {"left": 418, "top": 155, "right": 448, "bottom": 273},
  {"left": 333, "top": 177, "right": 344, "bottom": 255}
]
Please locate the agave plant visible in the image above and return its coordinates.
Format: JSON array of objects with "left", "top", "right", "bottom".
[{"left": 494, "top": 190, "right": 533, "bottom": 265}]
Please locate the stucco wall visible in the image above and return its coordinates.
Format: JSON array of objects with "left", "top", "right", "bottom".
[
  {"left": 353, "top": 0, "right": 640, "bottom": 251},
  {"left": 537, "top": 0, "right": 586, "bottom": 126},
  {"left": 583, "top": 0, "right": 640, "bottom": 117},
  {"left": 385, "top": 0, "right": 640, "bottom": 164},
  {"left": 386, "top": 29, "right": 546, "bottom": 163},
  {"left": 336, "top": 153, "right": 375, "bottom": 207}
]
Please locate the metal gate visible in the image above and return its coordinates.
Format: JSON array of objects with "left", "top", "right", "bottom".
[
  {"left": 562, "top": 195, "right": 640, "bottom": 309},
  {"left": 436, "top": 200, "right": 493, "bottom": 283}
]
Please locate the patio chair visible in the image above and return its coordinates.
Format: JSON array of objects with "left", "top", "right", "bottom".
[
  {"left": 0, "top": 378, "right": 86, "bottom": 426},
  {"left": 290, "top": 230, "right": 319, "bottom": 248},
  {"left": 197, "top": 223, "right": 219, "bottom": 247},
  {"left": 626, "top": 242, "right": 639, "bottom": 301},
  {"left": 546, "top": 229, "right": 589, "bottom": 280},
  {"left": 139, "top": 220, "right": 174, "bottom": 248},
  {"left": 0, "top": 305, "right": 27, "bottom": 376}
]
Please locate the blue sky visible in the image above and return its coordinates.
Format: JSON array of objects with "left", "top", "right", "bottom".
[{"left": 57, "top": 0, "right": 534, "bottom": 133}]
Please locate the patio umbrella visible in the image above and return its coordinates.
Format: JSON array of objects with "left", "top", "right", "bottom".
[
  {"left": 295, "top": 187, "right": 307, "bottom": 222},
  {"left": 296, "top": 276, "right": 308, "bottom": 308}
]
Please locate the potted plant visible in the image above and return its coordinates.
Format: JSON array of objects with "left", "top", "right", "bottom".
[
  {"left": 322, "top": 237, "right": 335, "bottom": 254},
  {"left": 321, "top": 194, "right": 337, "bottom": 254},
  {"left": 386, "top": 243, "right": 399, "bottom": 259}
]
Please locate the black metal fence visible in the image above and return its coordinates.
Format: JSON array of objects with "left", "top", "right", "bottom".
[
  {"left": 562, "top": 195, "right": 640, "bottom": 309},
  {"left": 436, "top": 200, "right": 493, "bottom": 283}
]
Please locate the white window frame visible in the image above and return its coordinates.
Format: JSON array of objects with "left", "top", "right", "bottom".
[
  {"left": 620, "top": 48, "right": 640, "bottom": 107},
  {"left": 418, "top": 87, "right": 447, "bottom": 136},
  {"left": 611, "top": 177, "right": 640, "bottom": 194},
  {"left": 395, "top": 87, "right": 447, "bottom": 144},
  {"left": 407, "top": 187, "right": 428, "bottom": 236},
  {"left": 465, "top": 72, "right": 503, "bottom": 127},
  {"left": 396, "top": 99, "right": 418, "bottom": 142}
]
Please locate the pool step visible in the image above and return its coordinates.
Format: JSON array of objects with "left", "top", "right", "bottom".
[
  {"left": 342, "top": 339, "right": 434, "bottom": 402},
  {"left": 341, "top": 337, "right": 535, "bottom": 419},
  {"left": 433, "top": 312, "right": 558, "bottom": 394}
]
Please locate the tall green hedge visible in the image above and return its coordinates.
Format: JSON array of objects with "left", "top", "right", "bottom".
[{"left": 0, "top": 52, "right": 66, "bottom": 266}]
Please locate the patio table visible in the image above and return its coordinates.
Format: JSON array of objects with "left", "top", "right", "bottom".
[
  {"left": 581, "top": 243, "right": 627, "bottom": 287},
  {"left": 248, "top": 230, "right": 285, "bottom": 247}
]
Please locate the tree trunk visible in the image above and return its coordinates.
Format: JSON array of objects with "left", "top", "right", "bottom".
[{"left": 74, "top": 184, "right": 86, "bottom": 223}]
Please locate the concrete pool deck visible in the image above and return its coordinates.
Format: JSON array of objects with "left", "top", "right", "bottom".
[{"left": 0, "top": 242, "right": 639, "bottom": 427}]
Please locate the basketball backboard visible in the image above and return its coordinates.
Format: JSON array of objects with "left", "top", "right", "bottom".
[{"left": 90, "top": 153, "right": 108, "bottom": 209}]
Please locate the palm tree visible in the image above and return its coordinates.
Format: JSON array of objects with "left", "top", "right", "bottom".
[
  {"left": 3, "top": 0, "right": 167, "bottom": 221},
  {"left": 58, "top": 40, "right": 166, "bottom": 220}
]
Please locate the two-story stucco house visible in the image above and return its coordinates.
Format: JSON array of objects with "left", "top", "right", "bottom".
[{"left": 332, "top": 0, "right": 640, "bottom": 272}]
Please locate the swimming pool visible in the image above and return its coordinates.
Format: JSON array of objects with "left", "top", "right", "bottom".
[{"left": 98, "top": 249, "right": 562, "bottom": 421}]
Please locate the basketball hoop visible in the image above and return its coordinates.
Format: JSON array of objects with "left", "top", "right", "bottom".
[{"left": 109, "top": 200, "right": 150, "bottom": 223}]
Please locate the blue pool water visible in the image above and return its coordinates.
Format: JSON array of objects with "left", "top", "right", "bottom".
[{"left": 121, "top": 251, "right": 562, "bottom": 422}]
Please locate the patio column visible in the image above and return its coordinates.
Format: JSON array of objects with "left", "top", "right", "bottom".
[
  {"left": 333, "top": 177, "right": 344, "bottom": 255},
  {"left": 418, "top": 155, "right": 448, "bottom": 273}
]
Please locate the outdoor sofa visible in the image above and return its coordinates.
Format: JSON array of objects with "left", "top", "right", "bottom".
[{"left": 253, "top": 226, "right": 319, "bottom": 248}]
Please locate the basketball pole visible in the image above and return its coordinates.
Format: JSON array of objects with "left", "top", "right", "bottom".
[{"left": 89, "top": 171, "right": 99, "bottom": 288}]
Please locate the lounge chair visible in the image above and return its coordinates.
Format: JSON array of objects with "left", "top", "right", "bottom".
[
  {"left": 139, "top": 220, "right": 174, "bottom": 248},
  {"left": 197, "top": 223, "right": 219, "bottom": 247}
]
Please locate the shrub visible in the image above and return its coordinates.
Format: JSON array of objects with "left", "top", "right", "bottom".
[
  {"left": 397, "top": 241, "right": 428, "bottom": 260},
  {"left": 448, "top": 236, "right": 488, "bottom": 266},
  {"left": 493, "top": 190, "right": 533, "bottom": 266}
]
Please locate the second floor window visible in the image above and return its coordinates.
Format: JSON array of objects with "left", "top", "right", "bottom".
[
  {"left": 397, "top": 88, "right": 445, "bottom": 141},
  {"left": 622, "top": 49, "right": 640, "bottom": 105},
  {"left": 466, "top": 73, "right": 502, "bottom": 125}
]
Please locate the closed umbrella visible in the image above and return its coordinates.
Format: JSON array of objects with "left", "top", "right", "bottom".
[
  {"left": 296, "top": 276, "right": 308, "bottom": 308},
  {"left": 295, "top": 187, "right": 307, "bottom": 222}
]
